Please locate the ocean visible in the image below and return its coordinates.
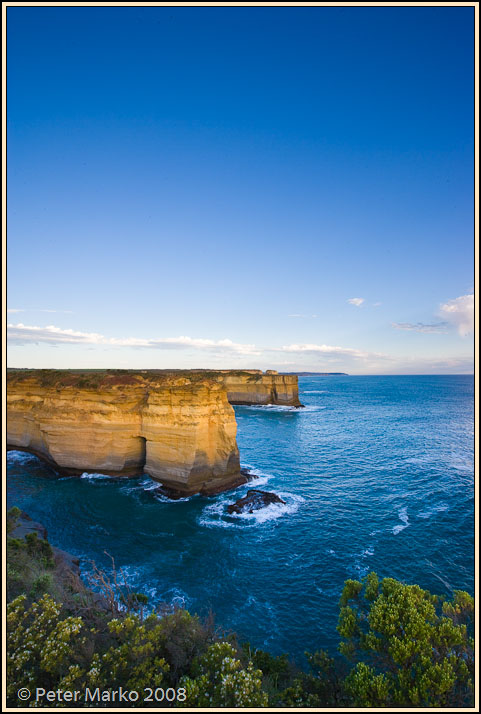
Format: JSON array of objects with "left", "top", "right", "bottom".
[{"left": 7, "top": 375, "right": 474, "bottom": 663}]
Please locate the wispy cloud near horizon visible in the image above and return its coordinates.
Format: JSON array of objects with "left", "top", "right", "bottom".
[
  {"left": 8, "top": 324, "right": 391, "bottom": 363},
  {"left": 347, "top": 298, "right": 364, "bottom": 307},
  {"left": 7, "top": 323, "right": 473, "bottom": 375},
  {"left": 392, "top": 322, "right": 448, "bottom": 334},
  {"left": 7, "top": 323, "right": 260, "bottom": 355},
  {"left": 271, "top": 343, "right": 391, "bottom": 362}
]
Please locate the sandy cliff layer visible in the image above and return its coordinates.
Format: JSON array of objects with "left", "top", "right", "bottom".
[
  {"left": 7, "top": 371, "right": 244, "bottom": 496},
  {"left": 219, "top": 371, "right": 302, "bottom": 407},
  {"left": 164, "top": 370, "right": 302, "bottom": 406}
]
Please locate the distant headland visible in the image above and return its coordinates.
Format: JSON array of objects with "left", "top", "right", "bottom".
[{"left": 284, "top": 372, "right": 349, "bottom": 376}]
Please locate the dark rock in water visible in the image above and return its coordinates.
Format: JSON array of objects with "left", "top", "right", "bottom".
[{"left": 227, "top": 489, "right": 286, "bottom": 515}]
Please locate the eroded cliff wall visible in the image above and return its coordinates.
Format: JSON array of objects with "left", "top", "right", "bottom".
[
  {"left": 7, "top": 371, "right": 243, "bottom": 496},
  {"left": 220, "top": 372, "right": 302, "bottom": 407},
  {"left": 164, "top": 370, "right": 302, "bottom": 406}
]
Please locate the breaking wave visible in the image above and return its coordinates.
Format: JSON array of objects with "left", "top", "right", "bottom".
[
  {"left": 198, "top": 490, "right": 304, "bottom": 529},
  {"left": 80, "top": 472, "right": 114, "bottom": 480},
  {"left": 7, "top": 450, "right": 39, "bottom": 464},
  {"left": 237, "top": 404, "right": 324, "bottom": 413}
]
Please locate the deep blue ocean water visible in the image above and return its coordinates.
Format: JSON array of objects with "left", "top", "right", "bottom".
[{"left": 7, "top": 375, "right": 474, "bottom": 663}]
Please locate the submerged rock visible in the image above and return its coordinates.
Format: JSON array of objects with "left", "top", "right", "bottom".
[{"left": 227, "top": 489, "right": 286, "bottom": 515}]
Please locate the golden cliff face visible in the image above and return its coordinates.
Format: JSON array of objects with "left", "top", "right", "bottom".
[
  {"left": 160, "top": 370, "right": 302, "bottom": 406},
  {"left": 7, "top": 371, "right": 243, "bottom": 496},
  {"left": 220, "top": 371, "right": 302, "bottom": 407}
]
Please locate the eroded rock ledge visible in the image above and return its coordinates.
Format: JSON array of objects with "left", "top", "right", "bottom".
[
  {"left": 144, "top": 369, "right": 302, "bottom": 407},
  {"left": 218, "top": 370, "right": 302, "bottom": 407},
  {"left": 7, "top": 370, "right": 245, "bottom": 497}
]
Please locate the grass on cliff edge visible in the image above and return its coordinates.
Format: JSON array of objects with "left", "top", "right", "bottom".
[
  {"left": 6, "top": 506, "right": 475, "bottom": 708},
  {"left": 6, "top": 369, "right": 276, "bottom": 389}
]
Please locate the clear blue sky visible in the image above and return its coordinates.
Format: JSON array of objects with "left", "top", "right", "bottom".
[{"left": 7, "top": 6, "right": 474, "bottom": 373}]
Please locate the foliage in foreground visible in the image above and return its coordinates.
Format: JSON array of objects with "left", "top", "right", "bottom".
[
  {"left": 6, "top": 507, "right": 475, "bottom": 708},
  {"left": 337, "top": 572, "right": 474, "bottom": 707}
]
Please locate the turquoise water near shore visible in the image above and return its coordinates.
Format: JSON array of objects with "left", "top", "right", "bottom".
[{"left": 7, "top": 375, "right": 474, "bottom": 662}]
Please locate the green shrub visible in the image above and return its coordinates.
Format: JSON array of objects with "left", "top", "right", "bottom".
[
  {"left": 29, "top": 573, "right": 53, "bottom": 598},
  {"left": 7, "top": 594, "right": 84, "bottom": 703},
  {"left": 279, "top": 649, "right": 345, "bottom": 707},
  {"left": 7, "top": 506, "right": 21, "bottom": 534},
  {"left": 180, "top": 641, "right": 268, "bottom": 707},
  {"left": 25, "top": 532, "right": 55, "bottom": 567},
  {"left": 84, "top": 613, "right": 170, "bottom": 691},
  {"left": 337, "top": 572, "right": 474, "bottom": 707}
]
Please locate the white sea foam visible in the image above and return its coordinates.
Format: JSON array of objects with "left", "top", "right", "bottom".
[
  {"left": 417, "top": 503, "right": 449, "bottom": 519},
  {"left": 392, "top": 506, "right": 410, "bottom": 535},
  {"left": 237, "top": 403, "right": 324, "bottom": 413},
  {"left": 153, "top": 492, "right": 195, "bottom": 504},
  {"left": 238, "top": 404, "right": 302, "bottom": 412},
  {"left": 140, "top": 478, "right": 161, "bottom": 492},
  {"left": 199, "top": 490, "right": 304, "bottom": 529},
  {"left": 119, "top": 477, "right": 159, "bottom": 496},
  {"left": 353, "top": 544, "right": 376, "bottom": 576},
  {"left": 7, "top": 450, "right": 38, "bottom": 464},
  {"left": 303, "top": 390, "right": 327, "bottom": 394},
  {"left": 234, "top": 492, "right": 304, "bottom": 524},
  {"left": 361, "top": 547, "right": 375, "bottom": 556},
  {"left": 243, "top": 466, "right": 273, "bottom": 487},
  {"left": 98, "top": 563, "right": 191, "bottom": 611},
  {"left": 116, "top": 475, "right": 196, "bottom": 502},
  {"left": 80, "top": 472, "right": 113, "bottom": 480}
]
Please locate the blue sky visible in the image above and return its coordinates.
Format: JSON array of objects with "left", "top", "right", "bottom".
[{"left": 7, "top": 6, "right": 474, "bottom": 373}]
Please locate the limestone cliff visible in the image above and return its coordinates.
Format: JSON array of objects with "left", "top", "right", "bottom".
[
  {"left": 154, "top": 370, "right": 302, "bottom": 407},
  {"left": 220, "top": 371, "right": 302, "bottom": 407},
  {"left": 7, "top": 370, "right": 244, "bottom": 497}
]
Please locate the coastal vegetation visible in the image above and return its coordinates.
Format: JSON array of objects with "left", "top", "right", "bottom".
[
  {"left": 6, "top": 368, "right": 270, "bottom": 389},
  {"left": 7, "top": 507, "right": 474, "bottom": 708}
]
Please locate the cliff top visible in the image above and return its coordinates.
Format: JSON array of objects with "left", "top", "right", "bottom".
[{"left": 6, "top": 368, "right": 287, "bottom": 390}]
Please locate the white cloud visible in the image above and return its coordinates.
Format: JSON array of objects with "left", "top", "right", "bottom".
[
  {"left": 347, "top": 297, "right": 364, "bottom": 307},
  {"left": 392, "top": 322, "right": 448, "bottom": 334},
  {"left": 7, "top": 323, "right": 473, "bottom": 375},
  {"left": 7, "top": 324, "right": 260, "bottom": 355},
  {"left": 439, "top": 294, "right": 474, "bottom": 337},
  {"left": 272, "top": 343, "right": 390, "bottom": 361}
]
